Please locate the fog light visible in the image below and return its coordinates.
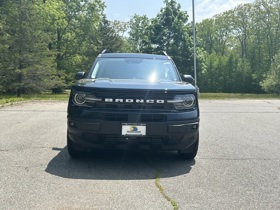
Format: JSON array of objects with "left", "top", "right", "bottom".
[{"left": 192, "top": 124, "right": 198, "bottom": 129}]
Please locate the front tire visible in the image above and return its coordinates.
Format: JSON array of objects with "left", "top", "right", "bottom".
[{"left": 178, "top": 134, "right": 199, "bottom": 159}]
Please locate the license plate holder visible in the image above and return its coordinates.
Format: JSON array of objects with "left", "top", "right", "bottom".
[{"left": 122, "top": 123, "right": 146, "bottom": 136}]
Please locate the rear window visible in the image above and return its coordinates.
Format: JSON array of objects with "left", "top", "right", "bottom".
[{"left": 90, "top": 58, "right": 179, "bottom": 81}]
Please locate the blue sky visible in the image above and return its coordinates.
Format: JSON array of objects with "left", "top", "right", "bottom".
[{"left": 103, "top": 0, "right": 255, "bottom": 22}]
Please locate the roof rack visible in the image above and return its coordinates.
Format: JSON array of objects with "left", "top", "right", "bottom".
[{"left": 163, "top": 51, "right": 168, "bottom": 56}]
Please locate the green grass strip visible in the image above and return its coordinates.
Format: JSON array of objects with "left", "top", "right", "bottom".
[
  {"left": 199, "top": 93, "right": 280, "bottom": 99},
  {"left": 0, "top": 91, "right": 70, "bottom": 105},
  {"left": 155, "top": 171, "right": 179, "bottom": 210}
]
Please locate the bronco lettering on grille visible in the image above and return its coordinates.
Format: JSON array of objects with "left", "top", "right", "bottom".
[{"left": 104, "top": 98, "right": 165, "bottom": 103}]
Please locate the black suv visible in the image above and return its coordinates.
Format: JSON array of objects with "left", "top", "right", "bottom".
[{"left": 67, "top": 52, "right": 199, "bottom": 159}]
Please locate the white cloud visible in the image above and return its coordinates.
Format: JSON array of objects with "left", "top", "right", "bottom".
[{"left": 188, "top": 0, "right": 254, "bottom": 22}]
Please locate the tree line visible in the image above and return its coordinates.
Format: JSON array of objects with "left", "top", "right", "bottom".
[
  {"left": 0, "top": 0, "right": 279, "bottom": 96},
  {"left": 196, "top": 0, "right": 280, "bottom": 93}
]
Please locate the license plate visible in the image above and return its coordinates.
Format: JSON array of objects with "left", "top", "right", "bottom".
[{"left": 122, "top": 123, "right": 146, "bottom": 136}]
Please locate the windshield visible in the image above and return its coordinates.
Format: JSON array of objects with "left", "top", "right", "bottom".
[{"left": 90, "top": 58, "right": 180, "bottom": 82}]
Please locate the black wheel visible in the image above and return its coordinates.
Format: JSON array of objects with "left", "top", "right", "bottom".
[
  {"left": 67, "top": 135, "right": 84, "bottom": 158},
  {"left": 178, "top": 134, "right": 199, "bottom": 159}
]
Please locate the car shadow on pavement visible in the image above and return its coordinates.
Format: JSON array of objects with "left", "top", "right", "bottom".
[{"left": 45, "top": 147, "right": 196, "bottom": 180}]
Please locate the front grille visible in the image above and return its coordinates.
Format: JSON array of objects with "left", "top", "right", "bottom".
[
  {"left": 103, "top": 113, "right": 128, "bottom": 121},
  {"left": 81, "top": 112, "right": 167, "bottom": 122},
  {"left": 102, "top": 114, "right": 166, "bottom": 122},
  {"left": 95, "top": 103, "right": 172, "bottom": 110},
  {"left": 91, "top": 89, "right": 175, "bottom": 111},
  {"left": 104, "top": 136, "right": 167, "bottom": 143},
  {"left": 141, "top": 114, "right": 166, "bottom": 122},
  {"left": 81, "top": 89, "right": 183, "bottom": 122}
]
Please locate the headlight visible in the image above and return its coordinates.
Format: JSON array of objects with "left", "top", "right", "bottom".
[
  {"left": 74, "top": 92, "right": 86, "bottom": 105},
  {"left": 168, "top": 94, "right": 196, "bottom": 110},
  {"left": 72, "top": 91, "right": 101, "bottom": 106}
]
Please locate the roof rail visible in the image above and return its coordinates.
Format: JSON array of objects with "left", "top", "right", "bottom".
[
  {"left": 101, "top": 49, "right": 107, "bottom": 53},
  {"left": 163, "top": 51, "right": 168, "bottom": 56}
]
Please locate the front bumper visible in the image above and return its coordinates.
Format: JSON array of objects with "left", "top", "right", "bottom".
[{"left": 67, "top": 112, "right": 199, "bottom": 151}]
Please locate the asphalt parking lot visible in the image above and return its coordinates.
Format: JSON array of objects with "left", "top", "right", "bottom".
[{"left": 0, "top": 100, "right": 280, "bottom": 210}]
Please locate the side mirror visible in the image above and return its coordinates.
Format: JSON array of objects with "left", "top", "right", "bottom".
[
  {"left": 75, "top": 72, "right": 86, "bottom": 80},
  {"left": 182, "top": 74, "right": 194, "bottom": 84}
]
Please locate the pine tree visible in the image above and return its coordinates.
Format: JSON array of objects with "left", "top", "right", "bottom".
[{"left": 0, "top": 0, "right": 55, "bottom": 96}]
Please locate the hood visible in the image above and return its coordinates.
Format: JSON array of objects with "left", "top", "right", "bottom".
[{"left": 73, "top": 78, "right": 196, "bottom": 92}]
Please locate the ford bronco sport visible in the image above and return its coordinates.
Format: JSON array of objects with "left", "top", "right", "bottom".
[{"left": 67, "top": 52, "right": 199, "bottom": 159}]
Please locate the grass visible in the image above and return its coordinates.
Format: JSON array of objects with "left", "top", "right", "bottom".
[
  {"left": 199, "top": 93, "right": 280, "bottom": 100},
  {"left": 155, "top": 171, "right": 179, "bottom": 210},
  {"left": 0, "top": 91, "right": 70, "bottom": 106}
]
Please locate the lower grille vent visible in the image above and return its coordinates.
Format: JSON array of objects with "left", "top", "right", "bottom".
[{"left": 103, "top": 114, "right": 128, "bottom": 121}]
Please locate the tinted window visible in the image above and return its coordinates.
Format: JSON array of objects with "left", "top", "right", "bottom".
[{"left": 90, "top": 58, "right": 179, "bottom": 81}]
